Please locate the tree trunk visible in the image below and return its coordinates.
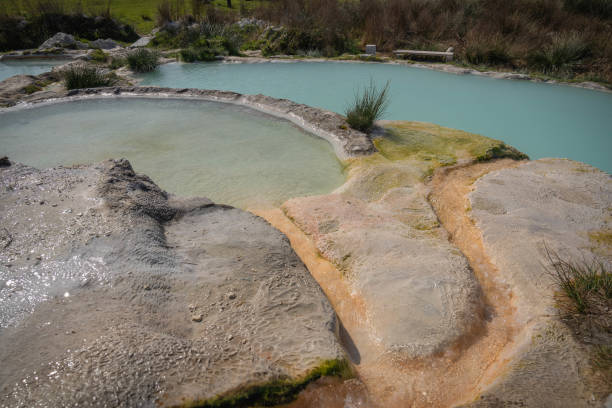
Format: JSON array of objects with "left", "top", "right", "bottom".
[{"left": 227, "top": 0, "right": 232, "bottom": 8}]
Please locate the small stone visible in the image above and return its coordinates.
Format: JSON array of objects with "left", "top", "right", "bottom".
[
  {"left": 227, "top": 334, "right": 233, "bottom": 341},
  {"left": 228, "top": 292, "right": 236, "bottom": 300},
  {"left": 191, "top": 314, "right": 203, "bottom": 322},
  {"left": 0, "top": 156, "right": 10, "bottom": 167}
]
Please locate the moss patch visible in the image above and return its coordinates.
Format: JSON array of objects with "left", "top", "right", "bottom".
[
  {"left": 376, "top": 121, "right": 527, "bottom": 164},
  {"left": 589, "top": 230, "right": 612, "bottom": 247},
  {"left": 23, "top": 84, "right": 42, "bottom": 94},
  {"left": 476, "top": 143, "right": 529, "bottom": 162},
  {"left": 180, "top": 359, "right": 352, "bottom": 408},
  {"left": 349, "top": 121, "right": 526, "bottom": 181}
]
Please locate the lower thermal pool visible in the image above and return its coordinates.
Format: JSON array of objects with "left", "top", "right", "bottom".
[
  {"left": 139, "top": 61, "right": 612, "bottom": 173},
  {"left": 0, "top": 98, "right": 345, "bottom": 208},
  {"left": 0, "top": 58, "right": 69, "bottom": 81}
]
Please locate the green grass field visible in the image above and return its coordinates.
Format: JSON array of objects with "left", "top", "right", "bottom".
[{"left": 0, "top": 0, "right": 261, "bottom": 33}]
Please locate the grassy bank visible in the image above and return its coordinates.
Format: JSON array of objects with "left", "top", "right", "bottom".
[
  {"left": 0, "top": 0, "right": 261, "bottom": 33},
  {"left": 2, "top": 0, "right": 610, "bottom": 85},
  {"left": 253, "top": 0, "right": 612, "bottom": 84}
]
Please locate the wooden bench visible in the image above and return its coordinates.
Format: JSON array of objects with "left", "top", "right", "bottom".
[{"left": 394, "top": 49, "right": 454, "bottom": 62}]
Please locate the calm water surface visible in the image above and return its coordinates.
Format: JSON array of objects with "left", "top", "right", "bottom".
[
  {"left": 0, "top": 98, "right": 345, "bottom": 208},
  {"left": 139, "top": 61, "right": 612, "bottom": 173},
  {"left": 0, "top": 59, "right": 68, "bottom": 81}
]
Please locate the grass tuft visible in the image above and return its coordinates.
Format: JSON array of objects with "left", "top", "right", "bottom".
[
  {"left": 126, "top": 48, "right": 160, "bottom": 72},
  {"left": 546, "top": 248, "right": 611, "bottom": 316},
  {"left": 90, "top": 48, "right": 108, "bottom": 63},
  {"left": 345, "top": 79, "right": 390, "bottom": 133},
  {"left": 61, "top": 64, "right": 114, "bottom": 90},
  {"left": 109, "top": 56, "right": 127, "bottom": 69}
]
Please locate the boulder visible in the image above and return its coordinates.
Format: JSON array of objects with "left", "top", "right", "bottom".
[
  {"left": 89, "top": 38, "right": 119, "bottom": 50},
  {"left": 130, "top": 36, "right": 153, "bottom": 48},
  {"left": 162, "top": 21, "right": 181, "bottom": 32},
  {"left": 0, "top": 159, "right": 345, "bottom": 407},
  {"left": 39, "top": 32, "right": 76, "bottom": 49}
]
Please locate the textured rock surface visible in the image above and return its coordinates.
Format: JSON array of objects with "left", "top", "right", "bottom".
[
  {"left": 0, "top": 72, "right": 60, "bottom": 106},
  {"left": 462, "top": 158, "right": 611, "bottom": 407},
  {"left": 0, "top": 159, "right": 343, "bottom": 407},
  {"left": 283, "top": 183, "right": 482, "bottom": 358},
  {"left": 282, "top": 122, "right": 521, "bottom": 359}
]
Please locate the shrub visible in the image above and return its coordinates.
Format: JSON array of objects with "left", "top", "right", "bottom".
[
  {"left": 345, "top": 79, "right": 390, "bottom": 133},
  {"left": 180, "top": 47, "right": 216, "bottom": 62},
  {"left": 109, "top": 57, "right": 127, "bottom": 69},
  {"left": 260, "top": 27, "right": 357, "bottom": 57},
  {"left": 62, "top": 64, "right": 114, "bottom": 90},
  {"left": 564, "top": 0, "right": 612, "bottom": 18},
  {"left": 127, "top": 48, "right": 160, "bottom": 72},
  {"left": 527, "top": 32, "right": 591, "bottom": 75},
  {"left": 465, "top": 39, "right": 513, "bottom": 66},
  {"left": 90, "top": 48, "right": 108, "bottom": 63}
]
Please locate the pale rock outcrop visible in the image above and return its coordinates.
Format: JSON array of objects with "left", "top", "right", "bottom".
[
  {"left": 0, "top": 159, "right": 344, "bottom": 407},
  {"left": 130, "top": 36, "right": 153, "bottom": 48},
  {"left": 282, "top": 122, "right": 516, "bottom": 359},
  {"left": 462, "top": 158, "right": 611, "bottom": 407},
  {"left": 39, "top": 32, "right": 87, "bottom": 50}
]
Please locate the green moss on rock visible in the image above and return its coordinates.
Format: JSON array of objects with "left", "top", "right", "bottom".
[
  {"left": 180, "top": 359, "right": 352, "bottom": 408},
  {"left": 23, "top": 84, "right": 42, "bottom": 94},
  {"left": 476, "top": 143, "right": 529, "bottom": 162}
]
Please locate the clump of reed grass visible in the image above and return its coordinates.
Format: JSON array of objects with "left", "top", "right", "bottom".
[
  {"left": 546, "top": 247, "right": 611, "bottom": 379},
  {"left": 61, "top": 64, "right": 114, "bottom": 90},
  {"left": 126, "top": 48, "right": 160, "bottom": 72},
  {"left": 90, "top": 48, "right": 108, "bottom": 63},
  {"left": 345, "top": 79, "right": 390, "bottom": 133},
  {"left": 545, "top": 246, "right": 611, "bottom": 346},
  {"left": 109, "top": 56, "right": 127, "bottom": 69},
  {"left": 527, "top": 32, "right": 591, "bottom": 75}
]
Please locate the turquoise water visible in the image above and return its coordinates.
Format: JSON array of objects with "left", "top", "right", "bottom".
[
  {"left": 139, "top": 61, "right": 612, "bottom": 173},
  {"left": 0, "top": 98, "right": 345, "bottom": 208},
  {"left": 0, "top": 59, "right": 68, "bottom": 81}
]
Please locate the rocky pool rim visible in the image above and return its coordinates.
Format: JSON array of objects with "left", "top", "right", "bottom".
[{"left": 0, "top": 86, "right": 376, "bottom": 161}]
